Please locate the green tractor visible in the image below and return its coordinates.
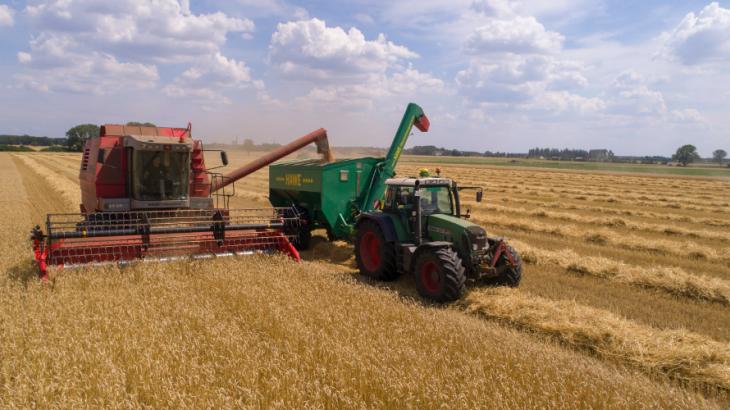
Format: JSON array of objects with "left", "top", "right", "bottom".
[{"left": 354, "top": 170, "right": 522, "bottom": 302}]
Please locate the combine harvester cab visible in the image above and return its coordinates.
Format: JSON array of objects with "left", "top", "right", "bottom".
[{"left": 31, "top": 124, "right": 334, "bottom": 278}]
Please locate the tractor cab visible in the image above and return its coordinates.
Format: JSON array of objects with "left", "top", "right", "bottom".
[{"left": 383, "top": 177, "right": 455, "bottom": 217}]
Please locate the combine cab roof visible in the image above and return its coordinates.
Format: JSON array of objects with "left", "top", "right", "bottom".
[
  {"left": 385, "top": 177, "right": 452, "bottom": 186},
  {"left": 101, "top": 124, "right": 190, "bottom": 139}
]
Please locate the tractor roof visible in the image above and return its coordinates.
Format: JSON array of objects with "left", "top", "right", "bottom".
[{"left": 385, "top": 177, "right": 452, "bottom": 186}]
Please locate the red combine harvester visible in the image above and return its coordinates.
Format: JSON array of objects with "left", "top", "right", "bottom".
[{"left": 31, "top": 124, "right": 333, "bottom": 278}]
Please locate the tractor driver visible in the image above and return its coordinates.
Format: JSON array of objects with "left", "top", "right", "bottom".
[{"left": 142, "top": 154, "right": 171, "bottom": 198}]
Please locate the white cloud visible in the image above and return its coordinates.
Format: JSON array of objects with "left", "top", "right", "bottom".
[
  {"left": 470, "top": 0, "right": 519, "bottom": 17},
  {"left": 612, "top": 69, "right": 645, "bottom": 87},
  {"left": 354, "top": 13, "right": 375, "bottom": 25},
  {"left": 268, "top": 18, "right": 419, "bottom": 84},
  {"left": 15, "top": 52, "right": 158, "bottom": 94},
  {"left": 293, "top": 7, "right": 309, "bottom": 20},
  {"left": 606, "top": 86, "right": 666, "bottom": 116},
  {"left": 656, "top": 2, "right": 730, "bottom": 65},
  {"left": 22, "top": 0, "right": 254, "bottom": 64},
  {"left": 0, "top": 5, "right": 15, "bottom": 27},
  {"left": 15, "top": 0, "right": 255, "bottom": 98},
  {"left": 162, "top": 53, "right": 250, "bottom": 108},
  {"left": 456, "top": 56, "right": 587, "bottom": 104},
  {"left": 267, "top": 65, "right": 448, "bottom": 111},
  {"left": 463, "top": 16, "right": 564, "bottom": 55},
  {"left": 162, "top": 53, "right": 251, "bottom": 103},
  {"left": 669, "top": 108, "right": 707, "bottom": 124}
]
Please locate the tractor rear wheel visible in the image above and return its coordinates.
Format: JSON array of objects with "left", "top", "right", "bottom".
[
  {"left": 482, "top": 243, "right": 522, "bottom": 287},
  {"left": 414, "top": 247, "right": 466, "bottom": 302},
  {"left": 293, "top": 205, "right": 312, "bottom": 251},
  {"left": 354, "top": 219, "right": 398, "bottom": 281}
]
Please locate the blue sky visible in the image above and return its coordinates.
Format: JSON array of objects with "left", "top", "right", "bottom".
[{"left": 0, "top": 0, "right": 729, "bottom": 156}]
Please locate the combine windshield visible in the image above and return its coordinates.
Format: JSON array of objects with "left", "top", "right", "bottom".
[{"left": 132, "top": 150, "right": 190, "bottom": 201}]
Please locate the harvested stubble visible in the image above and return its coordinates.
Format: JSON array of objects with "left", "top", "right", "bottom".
[
  {"left": 510, "top": 239, "right": 730, "bottom": 305},
  {"left": 14, "top": 154, "right": 79, "bottom": 213},
  {"left": 461, "top": 287, "right": 730, "bottom": 392},
  {"left": 0, "top": 257, "right": 722, "bottom": 409},
  {"left": 499, "top": 197, "right": 730, "bottom": 228},
  {"left": 470, "top": 213, "right": 730, "bottom": 266},
  {"left": 470, "top": 200, "right": 730, "bottom": 244}
]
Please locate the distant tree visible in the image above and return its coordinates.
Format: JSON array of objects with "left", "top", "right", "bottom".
[
  {"left": 66, "top": 124, "right": 100, "bottom": 152},
  {"left": 713, "top": 149, "right": 727, "bottom": 165},
  {"left": 672, "top": 144, "right": 701, "bottom": 167},
  {"left": 126, "top": 121, "right": 157, "bottom": 127},
  {"left": 451, "top": 149, "right": 461, "bottom": 157},
  {"left": 242, "top": 139, "right": 255, "bottom": 155}
]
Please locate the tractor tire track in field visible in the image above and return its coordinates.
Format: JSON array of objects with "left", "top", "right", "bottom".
[
  {"left": 12, "top": 155, "right": 70, "bottom": 222},
  {"left": 14, "top": 154, "right": 80, "bottom": 214}
]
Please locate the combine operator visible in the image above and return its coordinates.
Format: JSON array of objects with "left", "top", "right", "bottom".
[{"left": 137, "top": 151, "right": 187, "bottom": 200}]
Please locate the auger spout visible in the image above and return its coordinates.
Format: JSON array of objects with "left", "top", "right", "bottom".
[{"left": 210, "top": 128, "right": 333, "bottom": 193}]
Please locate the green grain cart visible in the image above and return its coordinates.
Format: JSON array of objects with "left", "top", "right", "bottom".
[{"left": 269, "top": 103, "right": 430, "bottom": 247}]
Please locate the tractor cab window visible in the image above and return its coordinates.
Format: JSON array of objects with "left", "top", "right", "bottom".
[
  {"left": 395, "top": 186, "right": 415, "bottom": 214},
  {"left": 420, "top": 186, "right": 453, "bottom": 216},
  {"left": 132, "top": 150, "right": 190, "bottom": 201}
]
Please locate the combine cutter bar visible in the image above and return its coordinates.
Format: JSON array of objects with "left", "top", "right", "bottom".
[{"left": 31, "top": 208, "right": 301, "bottom": 278}]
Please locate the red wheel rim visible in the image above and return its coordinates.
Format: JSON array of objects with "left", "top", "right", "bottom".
[
  {"left": 421, "top": 261, "right": 440, "bottom": 293},
  {"left": 360, "top": 232, "right": 381, "bottom": 271}
]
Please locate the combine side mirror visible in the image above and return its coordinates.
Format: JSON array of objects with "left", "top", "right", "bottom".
[
  {"left": 97, "top": 149, "right": 105, "bottom": 164},
  {"left": 221, "top": 151, "right": 229, "bottom": 166},
  {"left": 398, "top": 191, "right": 409, "bottom": 205},
  {"left": 476, "top": 191, "right": 483, "bottom": 202}
]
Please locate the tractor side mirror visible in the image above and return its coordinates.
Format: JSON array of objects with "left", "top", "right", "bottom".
[
  {"left": 221, "top": 151, "right": 229, "bottom": 166},
  {"left": 476, "top": 191, "right": 483, "bottom": 202},
  {"left": 464, "top": 209, "right": 471, "bottom": 219},
  {"left": 398, "top": 191, "right": 409, "bottom": 205}
]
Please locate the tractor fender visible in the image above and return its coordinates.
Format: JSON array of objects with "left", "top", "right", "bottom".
[
  {"left": 405, "top": 241, "right": 452, "bottom": 273},
  {"left": 355, "top": 212, "right": 399, "bottom": 243}
]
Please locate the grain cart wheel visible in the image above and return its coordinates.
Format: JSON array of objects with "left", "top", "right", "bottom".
[
  {"left": 414, "top": 247, "right": 466, "bottom": 303},
  {"left": 483, "top": 243, "right": 522, "bottom": 287},
  {"left": 354, "top": 219, "right": 398, "bottom": 281},
  {"left": 293, "top": 205, "right": 313, "bottom": 251}
]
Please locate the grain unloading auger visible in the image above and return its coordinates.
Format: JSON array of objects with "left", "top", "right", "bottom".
[{"left": 31, "top": 124, "right": 335, "bottom": 278}]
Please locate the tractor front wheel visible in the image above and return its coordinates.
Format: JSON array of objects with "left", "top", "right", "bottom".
[
  {"left": 482, "top": 243, "right": 522, "bottom": 287},
  {"left": 414, "top": 247, "right": 466, "bottom": 302},
  {"left": 354, "top": 219, "right": 398, "bottom": 281}
]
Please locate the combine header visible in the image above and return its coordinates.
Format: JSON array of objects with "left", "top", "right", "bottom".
[{"left": 31, "top": 124, "right": 334, "bottom": 278}]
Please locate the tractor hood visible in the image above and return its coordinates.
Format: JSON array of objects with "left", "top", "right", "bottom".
[{"left": 425, "top": 214, "right": 488, "bottom": 255}]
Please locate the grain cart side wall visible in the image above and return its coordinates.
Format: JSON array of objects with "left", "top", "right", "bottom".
[{"left": 269, "top": 157, "right": 380, "bottom": 237}]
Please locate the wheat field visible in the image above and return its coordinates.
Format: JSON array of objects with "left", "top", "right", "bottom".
[{"left": 2, "top": 151, "right": 729, "bottom": 409}]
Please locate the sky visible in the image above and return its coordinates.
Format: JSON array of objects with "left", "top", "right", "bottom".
[{"left": 0, "top": 0, "right": 729, "bottom": 156}]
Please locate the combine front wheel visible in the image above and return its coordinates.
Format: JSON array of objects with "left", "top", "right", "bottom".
[
  {"left": 354, "top": 220, "right": 398, "bottom": 281},
  {"left": 414, "top": 247, "right": 466, "bottom": 303}
]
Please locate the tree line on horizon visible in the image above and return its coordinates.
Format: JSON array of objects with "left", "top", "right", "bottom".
[{"left": 7, "top": 124, "right": 730, "bottom": 169}]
